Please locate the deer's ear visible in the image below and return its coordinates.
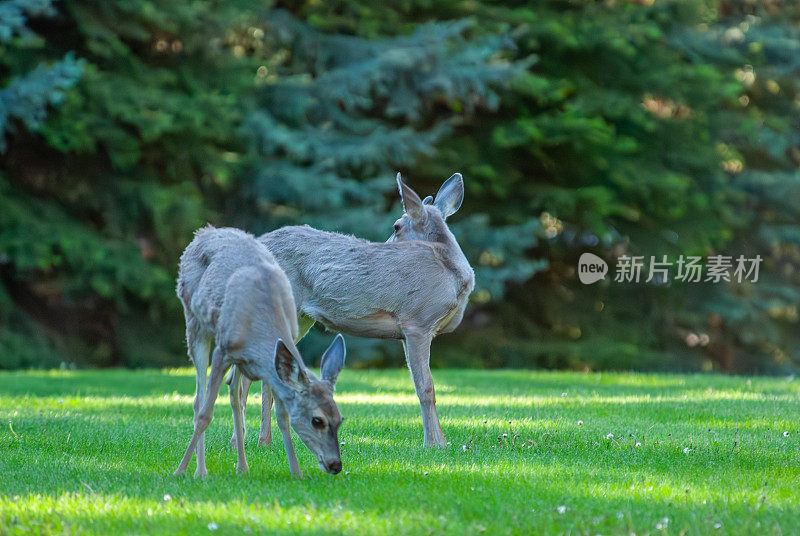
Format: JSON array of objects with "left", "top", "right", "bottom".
[
  {"left": 433, "top": 173, "right": 464, "bottom": 220},
  {"left": 274, "top": 339, "right": 309, "bottom": 390},
  {"left": 396, "top": 172, "right": 424, "bottom": 221},
  {"left": 320, "top": 334, "right": 346, "bottom": 387}
]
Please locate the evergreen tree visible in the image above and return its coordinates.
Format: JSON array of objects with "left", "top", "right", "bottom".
[
  {"left": 289, "top": 0, "right": 799, "bottom": 372},
  {"left": 0, "top": 1, "right": 527, "bottom": 368},
  {"left": 0, "top": 0, "right": 254, "bottom": 367}
]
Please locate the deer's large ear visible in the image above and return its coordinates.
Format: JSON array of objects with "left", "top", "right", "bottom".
[
  {"left": 320, "top": 334, "right": 346, "bottom": 387},
  {"left": 396, "top": 172, "right": 425, "bottom": 221},
  {"left": 274, "top": 339, "right": 309, "bottom": 390},
  {"left": 433, "top": 173, "right": 464, "bottom": 220}
]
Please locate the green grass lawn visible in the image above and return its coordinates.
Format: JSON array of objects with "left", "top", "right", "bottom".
[{"left": 1, "top": 368, "right": 798, "bottom": 535}]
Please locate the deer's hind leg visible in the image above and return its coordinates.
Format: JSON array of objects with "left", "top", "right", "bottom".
[
  {"left": 175, "top": 316, "right": 212, "bottom": 476},
  {"left": 258, "top": 382, "right": 273, "bottom": 447},
  {"left": 229, "top": 371, "right": 251, "bottom": 448},
  {"left": 176, "top": 346, "right": 229, "bottom": 477},
  {"left": 229, "top": 367, "right": 249, "bottom": 474}
]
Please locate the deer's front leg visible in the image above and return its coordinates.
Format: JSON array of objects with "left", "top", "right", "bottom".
[
  {"left": 258, "top": 382, "right": 273, "bottom": 447},
  {"left": 274, "top": 396, "right": 302, "bottom": 477},
  {"left": 229, "top": 367, "right": 249, "bottom": 474},
  {"left": 402, "top": 330, "right": 446, "bottom": 447},
  {"left": 175, "top": 347, "right": 229, "bottom": 477}
]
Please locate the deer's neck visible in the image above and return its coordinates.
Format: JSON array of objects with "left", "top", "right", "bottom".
[{"left": 434, "top": 231, "right": 473, "bottom": 285}]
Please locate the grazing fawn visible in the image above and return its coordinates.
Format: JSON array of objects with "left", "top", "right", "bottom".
[
  {"left": 233, "top": 173, "right": 473, "bottom": 447},
  {"left": 175, "top": 226, "right": 345, "bottom": 477}
]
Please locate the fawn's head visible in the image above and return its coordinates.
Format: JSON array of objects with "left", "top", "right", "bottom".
[
  {"left": 274, "top": 334, "right": 346, "bottom": 474},
  {"left": 387, "top": 172, "right": 464, "bottom": 244}
]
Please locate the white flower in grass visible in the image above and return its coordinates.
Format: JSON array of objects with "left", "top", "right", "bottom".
[
  {"left": 577, "top": 420, "right": 583, "bottom": 426},
  {"left": 635, "top": 442, "right": 642, "bottom": 448},
  {"left": 683, "top": 447, "right": 691, "bottom": 454},
  {"left": 561, "top": 392, "right": 568, "bottom": 397},
  {"left": 461, "top": 444, "right": 468, "bottom": 452},
  {"left": 714, "top": 522, "right": 722, "bottom": 529},
  {"left": 208, "top": 522, "right": 219, "bottom": 531},
  {"left": 783, "top": 431, "right": 789, "bottom": 437},
  {"left": 163, "top": 494, "right": 172, "bottom": 502},
  {"left": 556, "top": 505, "right": 567, "bottom": 514},
  {"left": 606, "top": 433, "right": 614, "bottom": 440},
  {"left": 656, "top": 517, "right": 669, "bottom": 530}
]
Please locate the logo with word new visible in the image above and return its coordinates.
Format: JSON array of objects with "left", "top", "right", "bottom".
[{"left": 578, "top": 253, "right": 608, "bottom": 284}]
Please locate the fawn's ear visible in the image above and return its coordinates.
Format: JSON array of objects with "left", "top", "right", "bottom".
[
  {"left": 433, "top": 173, "right": 464, "bottom": 220},
  {"left": 274, "top": 339, "right": 309, "bottom": 390},
  {"left": 218, "top": 267, "right": 260, "bottom": 355},
  {"left": 320, "top": 333, "right": 346, "bottom": 387},
  {"left": 396, "top": 172, "right": 425, "bottom": 221}
]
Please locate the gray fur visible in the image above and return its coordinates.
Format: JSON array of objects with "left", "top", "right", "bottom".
[
  {"left": 237, "top": 173, "right": 474, "bottom": 447},
  {"left": 173, "top": 226, "right": 344, "bottom": 478}
]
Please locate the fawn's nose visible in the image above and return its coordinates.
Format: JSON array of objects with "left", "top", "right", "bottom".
[{"left": 327, "top": 460, "right": 342, "bottom": 474}]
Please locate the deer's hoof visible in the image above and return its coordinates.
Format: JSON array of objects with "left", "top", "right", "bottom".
[
  {"left": 423, "top": 435, "right": 447, "bottom": 448},
  {"left": 257, "top": 436, "right": 272, "bottom": 447},
  {"left": 236, "top": 464, "right": 250, "bottom": 475},
  {"left": 194, "top": 467, "right": 209, "bottom": 479},
  {"left": 174, "top": 467, "right": 187, "bottom": 477}
]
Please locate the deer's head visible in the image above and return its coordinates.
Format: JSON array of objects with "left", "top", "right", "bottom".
[
  {"left": 387, "top": 172, "right": 464, "bottom": 244},
  {"left": 274, "top": 334, "right": 346, "bottom": 474}
]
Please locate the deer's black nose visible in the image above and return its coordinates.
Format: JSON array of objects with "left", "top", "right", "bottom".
[{"left": 327, "top": 460, "right": 342, "bottom": 474}]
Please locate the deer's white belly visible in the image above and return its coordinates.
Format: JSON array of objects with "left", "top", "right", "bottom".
[{"left": 305, "top": 306, "right": 402, "bottom": 340}]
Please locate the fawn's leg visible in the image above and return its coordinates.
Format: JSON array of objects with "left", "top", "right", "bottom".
[
  {"left": 274, "top": 396, "right": 302, "bottom": 477},
  {"left": 175, "top": 347, "right": 228, "bottom": 477},
  {"left": 229, "top": 373, "right": 252, "bottom": 448},
  {"left": 229, "top": 367, "right": 249, "bottom": 474},
  {"left": 248, "top": 313, "right": 312, "bottom": 448},
  {"left": 402, "top": 330, "right": 446, "bottom": 447},
  {"left": 258, "top": 382, "right": 273, "bottom": 446},
  {"left": 175, "top": 319, "right": 209, "bottom": 476}
]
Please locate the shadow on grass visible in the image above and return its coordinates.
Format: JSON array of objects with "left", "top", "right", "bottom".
[{"left": 0, "top": 458, "right": 791, "bottom": 535}]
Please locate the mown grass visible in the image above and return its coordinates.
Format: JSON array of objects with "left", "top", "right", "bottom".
[{"left": 0, "top": 368, "right": 798, "bottom": 535}]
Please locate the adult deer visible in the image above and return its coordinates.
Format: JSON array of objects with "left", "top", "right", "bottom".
[
  {"left": 234, "top": 173, "right": 474, "bottom": 447},
  {"left": 175, "top": 226, "right": 345, "bottom": 477}
]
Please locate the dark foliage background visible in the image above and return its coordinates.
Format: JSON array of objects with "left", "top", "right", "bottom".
[{"left": 1, "top": 0, "right": 798, "bottom": 373}]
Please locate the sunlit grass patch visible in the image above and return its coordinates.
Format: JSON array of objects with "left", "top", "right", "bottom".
[{"left": 1, "top": 368, "right": 798, "bottom": 535}]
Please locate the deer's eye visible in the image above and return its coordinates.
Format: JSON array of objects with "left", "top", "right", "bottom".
[
  {"left": 311, "top": 417, "right": 325, "bottom": 429},
  {"left": 393, "top": 222, "right": 402, "bottom": 233}
]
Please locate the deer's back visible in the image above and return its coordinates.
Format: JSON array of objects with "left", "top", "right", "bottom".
[
  {"left": 260, "top": 225, "right": 473, "bottom": 336},
  {"left": 177, "top": 227, "right": 279, "bottom": 331}
]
